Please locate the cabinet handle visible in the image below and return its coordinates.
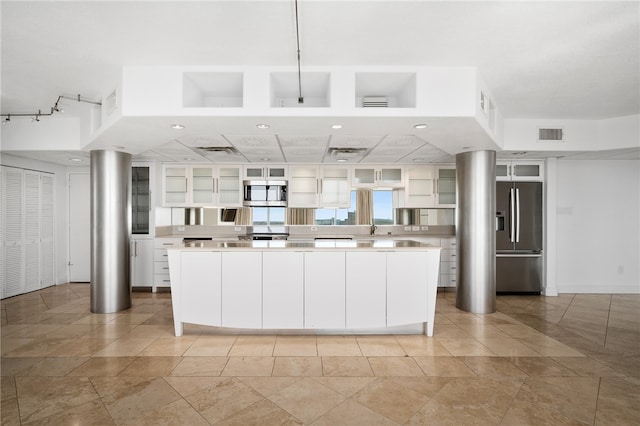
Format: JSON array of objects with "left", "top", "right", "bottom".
[
  {"left": 319, "top": 179, "right": 323, "bottom": 194},
  {"left": 162, "top": 243, "right": 173, "bottom": 246},
  {"left": 134, "top": 241, "right": 138, "bottom": 257}
]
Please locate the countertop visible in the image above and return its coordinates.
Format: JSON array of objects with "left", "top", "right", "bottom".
[{"left": 171, "top": 239, "right": 441, "bottom": 251}]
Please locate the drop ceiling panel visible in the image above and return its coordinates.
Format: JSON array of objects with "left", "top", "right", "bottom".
[
  {"left": 329, "top": 135, "right": 385, "bottom": 148},
  {"left": 224, "top": 135, "right": 280, "bottom": 149}
]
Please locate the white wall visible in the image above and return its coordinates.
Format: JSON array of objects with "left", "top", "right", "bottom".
[
  {"left": 0, "top": 154, "right": 73, "bottom": 285},
  {"left": 555, "top": 159, "right": 640, "bottom": 293}
]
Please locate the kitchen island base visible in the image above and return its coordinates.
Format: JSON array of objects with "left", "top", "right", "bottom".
[{"left": 167, "top": 240, "right": 441, "bottom": 337}]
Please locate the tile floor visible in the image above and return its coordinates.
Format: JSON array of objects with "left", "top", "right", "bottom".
[{"left": 1, "top": 284, "right": 639, "bottom": 425}]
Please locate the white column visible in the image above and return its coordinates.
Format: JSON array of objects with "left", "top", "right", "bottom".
[{"left": 543, "top": 157, "right": 559, "bottom": 296}]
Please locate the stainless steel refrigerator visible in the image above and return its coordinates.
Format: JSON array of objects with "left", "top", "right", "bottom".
[{"left": 496, "top": 181, "right": 543, "bottom": 293}]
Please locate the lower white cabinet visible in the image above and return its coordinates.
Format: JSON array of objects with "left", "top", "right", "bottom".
[
  {"left": 153, "top": 238, "right": 182, "bottom": 291},
  {"left": 181, "top": 252, "right": 222, "bottom": 326},
  {"left": 221, "top": 252, "right": 262, "bottom": 328},
  {"left": 346, "top": 252, "right": 386, "bottom": 328},
  {"left": 263, "top": 251, "right": 304, "bottom": 328},
  {"left": 304, "top": 252, "right": 346, "bottom": 328},
  {"left": 131, "top": 238, "right": 154, "bottom": 287},
  {"left": 387, "top": 251, "right": 428, "bottom": 326}
]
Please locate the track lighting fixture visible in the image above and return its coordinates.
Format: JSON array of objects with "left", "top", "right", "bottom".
[{"left": 0, "top": 94, "right": 101, "bottom": 123}]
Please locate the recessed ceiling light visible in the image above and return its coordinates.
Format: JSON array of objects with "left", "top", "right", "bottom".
[
  {"left": 171, "top": 124, "right": 185, "bottom": 130},
  {"left": 113, "top": 145, "right": 125, "bottom": 150},
  {"left": 261, "top": 157, "right": 271, "bottom": 161},
  {"left": 256, "top": 124, "right": 270, "bottom": 129},
  {"left": 336, "top": 158, "right": 348, "bottom": 163},
  {"left": 331, "top": 124, "right": 343, "bottom": 129},
  {"left": 183, "top": 157, "right": 193, "bottom": 161},
  {"left": 413, "top": 124, "right": 428, "bottom": 129},
  {"left": 69, "top": 157, "right": 82, "bottom": 162},
  {"left": 412, "top": 158, "right": 426, "bottom": 162}
]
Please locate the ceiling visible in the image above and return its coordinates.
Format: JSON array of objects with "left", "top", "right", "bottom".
[{"left": 1, "top": 1, "right": 639, "bottom": 166}]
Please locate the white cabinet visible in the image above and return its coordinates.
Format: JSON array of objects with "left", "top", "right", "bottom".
[
  {"left": 404, "top": 166, "right": 435, "bottom": 207},
  {"left": 181, "top": 252, "right": 222, "bottom": 327},
  {"left": 352, "top": 166, "right": 404, "bottom": 188},
  {"left": 403, "top": 165, "right": 456, "bottom": 208},
  {"left": 288, "top": 165, "right": 351, "bottom": 208},
  {"left": 162, "top": 164, "right": 242, "bottom": 207},
  {"left": 304, "top": 252, "right": 346, "bottom": 328},
  {"left": 221, "top": 252, "right": 262, "bottom": 328},
  {"left": 263, "top": 251, "right": 304, "bottom": 328},
  {"left": 131, "top": 238, "right": 154, "bottom": 287},
  {"left": 439, "top": 237, "right": 457, "bottom": 288},
  {"left": 244, "top": 164, "right": 287, "bottom": 180},
  {"left": 288, "top": 165, "right": 320, "bottom": 207},
  {"left": 153, "top": 237, "right": 181, "bottom": 291},
  {"left": 435, "top": 166, "right": 456, "bottom": 207},
  {"left": 497, "top": 160, "right": 544, "bottom": 181},
  {"left": 387, "top": 251, "right": 428, "bottom": 326},
  {"left": 346, "top": 252, "right": 386, "bottom": 328}
]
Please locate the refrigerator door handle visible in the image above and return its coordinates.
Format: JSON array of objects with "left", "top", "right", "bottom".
[
  {"left": 496, "top": 253, "right": 542, "bottom": 258},
  {"left": 515, "top": 187, "right": 521, "bottom": 243},
  {"left": 509, "top": 187, "right": 516, "bottom": 243}
]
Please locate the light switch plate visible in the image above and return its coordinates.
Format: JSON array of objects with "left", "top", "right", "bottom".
[
  {"left": 412, "top": 226, "right": 420, "bottom": 231},
  {"left": 421, "top": 225, "right": 429, "bottom": 230}
]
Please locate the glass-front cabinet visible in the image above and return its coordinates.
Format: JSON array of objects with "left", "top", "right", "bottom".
[
  {"left": 435, "top": 166, "right": 456, "bottom": 207},
  {"left": 320, "top": 167, "right": 351, "bottom": 208},
  {"left": 352, "top": 166, "right": 403, "bottom": 188},
  {"left": 132, "top": 165, "right": 151, "bottom": 234},
  {"left": 162, "top": 164, "right": 242, "bottom": 207},
  {"left": 496, "top": 160, "right": 544, "bottom": 181}
]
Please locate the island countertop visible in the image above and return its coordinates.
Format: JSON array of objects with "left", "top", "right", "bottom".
[{"left": 175, "top": 239, "right": 441, "bottom": 251}]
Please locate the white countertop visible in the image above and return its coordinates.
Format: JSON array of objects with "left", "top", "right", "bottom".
[{"left": 171, "top": 239, "right": 441, "bottom": 251}]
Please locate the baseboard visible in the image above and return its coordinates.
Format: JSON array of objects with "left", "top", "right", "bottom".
[{"left": 557, "top": 283, "right": 640, "bottom": 294}]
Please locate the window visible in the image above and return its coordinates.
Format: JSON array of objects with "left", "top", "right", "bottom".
[
  {"left": 252, "top": 207, "right": 285, "bottom": 225},
  {"left": 315, "top": 191, "right": 356, "bottom": 225},
  {"left": 373, "top": 190, "right": 394, "bottom": 225}
]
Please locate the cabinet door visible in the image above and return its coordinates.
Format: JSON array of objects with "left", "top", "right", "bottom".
[
  {"left": 346, "top": 252, "right": 386, "bottom": 328},
  {"left": 163, "top": 166, "right": 188, "bottom": 206},
  {"left": 263, "top": 251, "right": 304, "bottom": 328},
  {"left": 320, "top": 167, "right": 350, "bottom": 207},
  {"left": 216, "top": 166, "right": 242, "bottom": 207},
  {"left": 190, "top": 166, "right": 215, "bottom": 206},
  {"left": 288, "top": 166, "right": 319, "bottom": 208},
  {"left": 352, "top": 168, "right": 376, "bottom": 187},
  {"left": 436, "top": 167, "right": 456, "bottom": 207},
  {"left": 131, "top": 238, "right": 154, "bottom": 287},
  {"left": 387, "top": 251, "right": 428, "bottom": 326},
  {"left": 404, "top": 166, "right": 435, "bottom": 208},
  {"left": 379, "top": 167, "right": 403, "bottom": 187},
  {"left": 221, "top": 252, "right": 262, "bottom": 328},
  {"left": 305, "top": 252, "right": 345, "bottom": 328},
  {"left": 181, "top": 252, "right": 222, "bottom": 327},
  {"left": 132, "top": 166, "right": 151, "bottom": 235}
]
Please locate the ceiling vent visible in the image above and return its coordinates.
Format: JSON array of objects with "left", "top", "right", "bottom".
[
  {"left": 195, "top": 146, "right": 240, "bottom": 155},
  {"left": 538, "top": 127, "right": 564, "bottom": 142},
  {"left": 327, "top": 147, "right": 369, "bottom": 157},
  {"left": 362, "top": 96, "right": 388, "bottom": 108}
]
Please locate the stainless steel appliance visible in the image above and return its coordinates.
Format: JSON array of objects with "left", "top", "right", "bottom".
[
  {"left": 496, "top": 181, "right": 543, "bottom": 293},
  {"left": 247, "top": 226, "right": 289, "bottom": 240},
  {"left": 243, "top": 180, "right": 287, "bottom": 207}
]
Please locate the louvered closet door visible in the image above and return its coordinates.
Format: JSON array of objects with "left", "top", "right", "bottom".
[
  {"left": 0, "top": 168, "right": 4, "bottom": 299},
  {"left": 40, "top": 175, "right": 55, "bottom": 288},
  {"left": 3, "top": 167, "right": 24, "bottom": 298},
  {"left": 24, "top": 171, "right": 41, "bottom": 292}
]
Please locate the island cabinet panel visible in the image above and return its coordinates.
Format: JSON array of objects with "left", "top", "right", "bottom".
[
  {"left": 387, "top": 251, "right": 428, "bottom": 326},
  {"left": 263, "top": 251, "right": 304, "bottom": 328},
  {"left": 181, "top": 252, "right": 222, "bottom": 327},
  {"left": 346, "top": 252, "right": 387, "bottom": 328},
  {"left": 304, "top": 252, "right": 346, "bottom": 328},
  {"left": 221, "top": 252, "right": 262, "bottom": 328}
]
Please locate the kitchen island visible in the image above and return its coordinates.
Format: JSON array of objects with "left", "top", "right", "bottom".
[{"left": 167, "top": 239, "right": 441, "bottom": 336}]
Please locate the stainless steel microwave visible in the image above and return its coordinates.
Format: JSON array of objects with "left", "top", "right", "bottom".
[{"left": 243, "top": 180, "right": 287, "bottom": 207}]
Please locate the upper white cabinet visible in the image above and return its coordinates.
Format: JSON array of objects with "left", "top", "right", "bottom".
[
  {"left": 496, "top": 160, "right": 544, "bottom": 181},
  {"left": 244, "top": 164, "right": 287, "bottom": 180},
  {"left": 402, "top": 165, "right": 456, "bottom": 208},
  {"left": 162, "top": 164, "right": 242, "bottom": 207},
  {"left": 288, "top": 165, "right": 351, "bottom": 208},
  {"left": 352, "top": 166, "right": 404, "bottom": 188}
]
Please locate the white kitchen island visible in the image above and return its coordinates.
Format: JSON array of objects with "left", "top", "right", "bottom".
[{"left": 167, "top": 239, "right": 441, "bottom": 336}]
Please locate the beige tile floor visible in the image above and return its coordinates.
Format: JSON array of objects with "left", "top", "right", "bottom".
[{"left": 1, "top": 284, "right": 638, "bottom": 425}]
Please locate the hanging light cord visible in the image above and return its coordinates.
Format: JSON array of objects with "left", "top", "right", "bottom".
[
  {"left": 1, "top": 94, "right": 102, "bottom": 122},
  {"left": 295, "top": 0, "right": 303, "bottom": 104}
]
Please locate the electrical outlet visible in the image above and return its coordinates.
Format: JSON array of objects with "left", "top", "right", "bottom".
[
  {"left": 234, "top": 226, "right": 242, "bottom": 232},
  {"left": 177, "top": 226, "right": 185, "bottom": 232},
  {"left": 311, "top": 226, "right": 318, "bottom": 231},
  {"left": 412, "top": 226, "right": 420, "bottom": 231},
  {"left": 404, "top": 226, "right": 411, "bottom": 231},
  {"left": 421, "top": 225, "right": 429, "bottom": 231}
]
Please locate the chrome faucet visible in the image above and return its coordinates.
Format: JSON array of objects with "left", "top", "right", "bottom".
[{"left": 370, "top": 224, "right": 377, "bottom": 236}]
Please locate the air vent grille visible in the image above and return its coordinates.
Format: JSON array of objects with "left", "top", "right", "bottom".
[
  {"left": 362, "top": 96, "right": 388, "bottom": 108},
  {"left": 196, "top": 146, "right": 240, "bottom": 154},
  {"left": 538, "top": 128, "right": 564, "bottom": 142},
  {"left": 327, "top": 147, "right": 369, "bottom": 157}
]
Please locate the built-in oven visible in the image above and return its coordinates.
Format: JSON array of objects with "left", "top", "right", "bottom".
[{"left": 243, "top": 180, "right": 287, "bottom": 207}]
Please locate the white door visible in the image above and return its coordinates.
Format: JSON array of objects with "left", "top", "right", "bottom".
[{"left": 69, "top": 173, "right": 90, "bottom": 282}]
